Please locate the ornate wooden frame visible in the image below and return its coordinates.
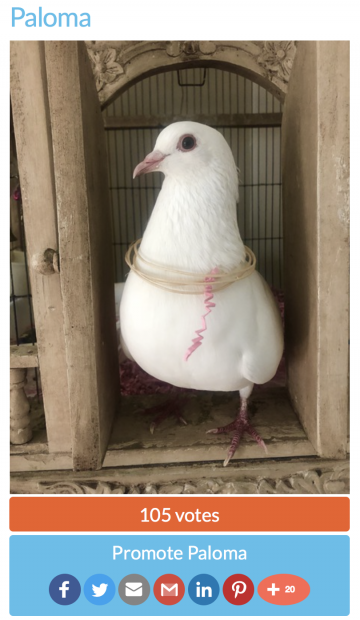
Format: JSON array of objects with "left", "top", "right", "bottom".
[{"left": 85, "top": 40, "right": 297, "bottom": 106}]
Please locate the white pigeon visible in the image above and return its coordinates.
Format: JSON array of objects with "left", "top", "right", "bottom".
[
  {"left": 92, "top": 583, "right": 108, "bottom": 597},
  {"left": 120, "top": 121, "right": 284, "bottom": 466}
]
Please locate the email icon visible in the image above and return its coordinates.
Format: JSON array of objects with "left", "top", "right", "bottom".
[
  {"left": 161, "top": 583, "right": 178, "bottom": 597},
  {"left": 125, "top": 582, "right": 143, "bottom": 597}
]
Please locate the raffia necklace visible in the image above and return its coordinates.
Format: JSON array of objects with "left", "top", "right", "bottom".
[{"left": 125, "top": 238, "right": 256, "bottom": 295}]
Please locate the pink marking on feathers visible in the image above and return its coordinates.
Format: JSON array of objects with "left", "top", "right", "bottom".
[{"left": 184, "top": 268, "right": 218, "bottom": 361}]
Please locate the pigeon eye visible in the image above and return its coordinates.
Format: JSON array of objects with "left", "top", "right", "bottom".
[{"left": 178, "top": 134, "right": 196, "bottom": 152}]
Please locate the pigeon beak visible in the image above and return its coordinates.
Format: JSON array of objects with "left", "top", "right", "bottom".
[{"left": 133, "top": 150, "right": 166, "bottom": 178}]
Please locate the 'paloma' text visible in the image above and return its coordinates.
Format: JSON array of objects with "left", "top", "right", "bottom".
[{"left": 12, "top": 7, "right": 91, "bottom": 27}]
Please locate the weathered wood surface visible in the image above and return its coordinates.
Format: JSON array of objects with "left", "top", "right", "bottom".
[
  {"left": 10, "top": 42, "right": 71, "bottom": 453},
  {"left": 282, "top": 42, "right": 349, "bottom": 458},
  {"left": 10, "top": 345, "right": 39, "bottom": 368},
  {"left": 44, "top": 41, "right": 120, "bottom": 470},
  {"left": 104, "top": 113, "right": 282, "bottom": 130},
  {"left": 10, "top": 458, "right": 349, "bottom": 495},
  {"left": 10, "top": 388, "right": 317, "bottom": 472}
]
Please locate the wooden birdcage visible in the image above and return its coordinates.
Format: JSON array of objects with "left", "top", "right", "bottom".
[{"left": 10, "top": 41, "right": 349, "bottom": 494}]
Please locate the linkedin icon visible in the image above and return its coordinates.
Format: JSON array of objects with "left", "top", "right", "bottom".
[{"left": 188, "top": 574, "right": 220, "bottom": 605}]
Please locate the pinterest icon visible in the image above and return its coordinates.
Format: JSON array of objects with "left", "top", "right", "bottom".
[{"left": 223, "top": 574, "right": 254, "bottom": 605}]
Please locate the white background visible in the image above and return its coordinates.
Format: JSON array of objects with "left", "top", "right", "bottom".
[{"left": 2, "top": 1, "right": 359, "bottom": 618}]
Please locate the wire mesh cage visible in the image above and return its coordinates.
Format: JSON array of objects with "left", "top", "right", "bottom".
[
  {"left": 103, "top": 67, "right": 283, "bottom": 290},
  {"left": 10, "top": 121, "right": 41, "bottom": 402},
  {"left": 10, "top": 188, "right": 35, "bottom": 345}
]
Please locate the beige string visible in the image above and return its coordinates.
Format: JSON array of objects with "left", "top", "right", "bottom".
[{"left": 125, "top": 238, "right": 256, "bottom": 294}]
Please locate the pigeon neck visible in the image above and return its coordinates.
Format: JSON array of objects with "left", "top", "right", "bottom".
[{"left": 140, "top": 175, "right": 246, "bottom": 273}]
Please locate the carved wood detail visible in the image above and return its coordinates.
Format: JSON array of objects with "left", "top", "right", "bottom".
[
  {"left": 30, "top": 248, "right": 59, "bottom": 275},
  {"left": 10, "top": 460, "right": 349, "bottom": 495},
  {"left": 85, "top": 41, "right": 297, "bottom": 106}
]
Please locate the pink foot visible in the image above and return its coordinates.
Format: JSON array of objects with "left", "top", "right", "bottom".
[
  {"left": 141, "top": 397, "right": 188, "bottom": 434},
  {"left": 206, "top": 398, "right": 267, "bottom": 466}
]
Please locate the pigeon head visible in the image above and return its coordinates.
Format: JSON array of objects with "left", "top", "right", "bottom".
[{"left": 133, "top": 121, "right": 238, "bottom": 197}]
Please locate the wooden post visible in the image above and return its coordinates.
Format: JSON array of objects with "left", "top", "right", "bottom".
[
  {"left": 282, "top": 42, "right": 349, "bottom": 457},
  {"left": 10, "top": 42, "right": 72, "bottom": 453},
  {"left": 44, "top": 41, "right": 120, "bottom": 471}
]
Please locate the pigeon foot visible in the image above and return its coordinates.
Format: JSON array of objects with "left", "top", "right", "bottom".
[
  {"left": 207, "top": 397, "right": 267, "bottom": 466},
  {"left": 222, "top": 419, "right": 267, "bottom": 466},
  {"left": 141, "top": 397, "right": 188, "bottom": 434}
]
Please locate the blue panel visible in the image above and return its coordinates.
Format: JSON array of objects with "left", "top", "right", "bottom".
[{"left": 10, "top": 534, "right": 349, "bottom": 616}]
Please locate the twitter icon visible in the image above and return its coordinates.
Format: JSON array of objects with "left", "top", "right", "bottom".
[
  {"left": 84, "top": 574, "right": 115, "bottom": 606},
  {"left": 92, "top": 583, "right": 108, "bottom": 597}
]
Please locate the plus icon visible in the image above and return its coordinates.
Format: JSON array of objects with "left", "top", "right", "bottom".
[{"left": 267, "top": 583, "right": 280, "bottom": 596}]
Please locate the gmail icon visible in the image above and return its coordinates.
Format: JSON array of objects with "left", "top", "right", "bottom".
[
  {"left": 161, "top": 583, "right": 178, "bottom": 597},
  {"left": 154, "top": 574, "right": 185, "bottom": 605},
  {"left": 125, "top": 582, "right": 143, "bottom": 597}
]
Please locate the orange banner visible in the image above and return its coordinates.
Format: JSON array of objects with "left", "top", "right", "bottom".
[{"left": 10, "top": 497, "right": 349, "bottom": 532}]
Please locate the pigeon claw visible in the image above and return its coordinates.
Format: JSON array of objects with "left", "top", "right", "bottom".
[
  {"left": 206, "top": 420, "right": 237, "bottom": 435},
  {"left": 143, "top": 396, "right": 188, "bottom": 434},
  {"left": 259, "top": 439, "right": 268, "bottom": 454},
  {"left": 209, "top": 419, "right": 267, "bottom": 467},
  {"left": 223, "top": 453, "right": 232, "bottom": 468}
]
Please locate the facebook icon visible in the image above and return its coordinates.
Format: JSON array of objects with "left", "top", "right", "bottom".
[
  {"left": 188, "top": 574, "right": 219, "bottom": 605},
  {"left": 49, "top": 574, "right": 81, "bottom": 605},
  {"left": 59, "top": 581, "right": 69, "bottom": 598}
]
